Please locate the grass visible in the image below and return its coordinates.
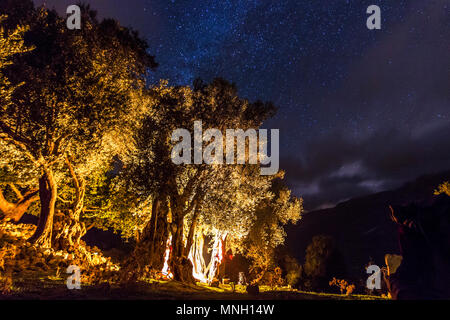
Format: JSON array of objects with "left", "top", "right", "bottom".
[{"left": 1, "top": 275, "right": 386, "bottom": 300}]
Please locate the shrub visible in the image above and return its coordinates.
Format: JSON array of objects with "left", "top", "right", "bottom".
[
  {"left": 285, "top": 261, "right": 302, "bottom": 288},
  {"left": 435, "top": 182, "right": 450, "bottom": 197},
  {"left": 329, "top": 277, "right": 355, "bottom": 295},
  {"left": 302, "top": 235, "right": 347, "bottom": 291},
  {"left": 0, "top": 270, "right": 13, "bottom": 294}
]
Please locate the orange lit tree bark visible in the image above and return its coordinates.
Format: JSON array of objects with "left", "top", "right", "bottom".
[
  {"left": 188, "top": 227, "right": 207, "bottom": 281},
  {"left": 52, "top": 155, "right": 87, "bottom": 250},
  {"left": 168, "top": 176, "right": 205, "bottom": 284},
  {"left": 139, "top": 196, "right": 169, "bottom": 270},
  {"left": 28, "top": 166, "right": 57, "bottom": 247},
  {"left": 0, "top": 184, "right": 38, "bottom": 222},
  {"left": 184, "top": 199, "right": 203, "bottom": 257}
]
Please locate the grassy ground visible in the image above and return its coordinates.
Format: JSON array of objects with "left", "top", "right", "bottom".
[
  {"left": 1, "top": 276, "right": 386, "bottom": 300},
  {"left": 1, "top": 222, "right": 386, "bottom": 300}
]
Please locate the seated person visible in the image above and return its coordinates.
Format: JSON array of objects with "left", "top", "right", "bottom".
[{"left": 385, "top": 195, "right": 450, "bottom": 300}]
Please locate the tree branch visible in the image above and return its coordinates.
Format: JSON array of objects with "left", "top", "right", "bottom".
[
  {"left": 0, "top": 121, "right": 37, "bottom": 163},
  {"left": 65, "top": 154, "right": 81, "bottom": 192},
  {"left": 8, "top": 183, "right": 23, "bottom": 200}
]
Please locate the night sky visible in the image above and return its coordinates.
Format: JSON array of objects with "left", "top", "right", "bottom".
[{"left": 34, "top": 0, "right": 450, "bottom": 210}]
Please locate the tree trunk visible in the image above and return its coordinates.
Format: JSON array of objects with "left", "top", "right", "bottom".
[
  {"left": 188, "top": 229, "right": 207, "bottom": 282},
  {"left": 52, "top": 156, "right": 86, "bottom": 250},
  {"left": 121, "top": 197, "right": 169, "bottom": 282},
  {"left": 169, "top": 211, "right": 195, "bottom": 283},
  {"left": 52, "top": 185, "right": 86, "bottom": 250},
  {"left": 206, "top": 232, "right": 227, "bottom": 283},
  {"left": 0, "top": 187, "right": 38, "bottom": 222},
  {"left": 184, "top": 205, "right": 201, "bottom": 257},
  {"left": 28, "top": 168, "right": 57, "bottom": 248},
  {"left": 170, "top": 213, "right": 184, "bottom": 262},
  {"left": 146, "top": 197, "right": 170, "bottom": 269}
]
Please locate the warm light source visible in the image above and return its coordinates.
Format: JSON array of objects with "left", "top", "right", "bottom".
[
  {"left": 188, "top": 232, "right": 208, "bottom": 283},
  {"left": 162, "top": 231, "right": 228, "bottom": 283},
  {"left": 206, "top": 232, "right": 227, "bottom": 283},
  {"left": 161, "top": 235, "right": 173, "bottom": 279}
]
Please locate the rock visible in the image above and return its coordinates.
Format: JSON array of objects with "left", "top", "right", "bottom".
[
  {"left": 0, "top": 221, "right": 120, "bottom": 284},
  {"left": 246, "top": 284, "right": 259, "bottom": 295}
]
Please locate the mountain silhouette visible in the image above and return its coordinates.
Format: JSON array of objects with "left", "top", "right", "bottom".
[{"left": 286, "top": 170, "right": 450, "bottom": 281}]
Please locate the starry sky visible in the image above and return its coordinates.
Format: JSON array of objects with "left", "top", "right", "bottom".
[{"left": 34, "top": 0, "right": 450, "bottom": 210}]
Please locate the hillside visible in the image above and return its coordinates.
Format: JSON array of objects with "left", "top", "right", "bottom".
[{"left": 285, "top": 170, "right": 450, "bottom": 282}]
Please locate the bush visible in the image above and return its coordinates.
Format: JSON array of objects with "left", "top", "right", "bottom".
[
  {"left": 435, "top": 182, "right": 450, "bottom": 197},
  {"left": 285, "top": 260, "right": 302, "bottom": 288},
  {"left": 260, "top": 266, "right": 284, "bottom": 288},
  {"left": 329, "top": 277, "right": 355, "bottom": 295},
  {"left": 0, "top": 270, "right": 13, "bottom": 294},
  {"left": 301, "top": 235, "right": 347, "bottom": 292},
  {"left": 270, "top": 267, "right": 284, "bottom": 288}
]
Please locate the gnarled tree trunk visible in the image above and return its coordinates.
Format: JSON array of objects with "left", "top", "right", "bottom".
[
  {"left": 28, "top": 167, "right": 57, "bottom": 248},
  {"left": 52, "top": 156, "right": 86, "bottom": 250},
  {"left": 169, "top": 211, "right": 195, "bottom": 283},
  {"left": 187, "top": 228, "right": 207, "bottom": 282},
  {"left": 184, "top": 204, "right": 201, "bottom": 257},
  {"left": 206, "top": 232, "right": 227, "bottom": 283},
  {"left": 121, "top": 196, "right": 170, "bottom": 282}
]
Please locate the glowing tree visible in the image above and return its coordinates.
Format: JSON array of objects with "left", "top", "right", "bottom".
[
  {"left": 121, "top": 79, "right": 277, "bottom": 283},
  {"left": 0, "top": 14, "right": 38, "bottom": 221},
  {"left": 244, "top": 178, "right": 303, "bottom": 283},
  {"left": 0, "top": 2, "right": 156, "bottom": 247}
]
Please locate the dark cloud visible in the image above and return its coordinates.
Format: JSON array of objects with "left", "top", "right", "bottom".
[
  {"left": 283, "top": 121, "right": 450, "bottom": 210},
  {"left": 278, "top": 0, "right": 450, "bottom": 210}
]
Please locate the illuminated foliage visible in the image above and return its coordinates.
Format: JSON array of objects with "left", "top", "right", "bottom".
[
  {"left": 435, "top": 182, "right": 450, "bottom": 197},
  {"left": 0, "top": 14, "right": 31, "bottom": 112},
  {"left": 329, "top": 277, "right": 355, "bottom": 295},
  {"left": 244, "top": 178, "right": 302, "bottom": 283},
  {"left": 0, "top": 15, "right": 38, "bottom": 221},
  {"left": 0, "top": 2, "right": 156, "bottom": 247},
  {"left": 0, "top": 1, "right": 304, "bottom": 286},
  {"left": 120, "top": 79, "right": 282, "bottom": 282}
]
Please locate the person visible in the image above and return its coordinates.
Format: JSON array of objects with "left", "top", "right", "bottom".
[{"left": 385, "top": 195, "right": 450, "bottom": 299}]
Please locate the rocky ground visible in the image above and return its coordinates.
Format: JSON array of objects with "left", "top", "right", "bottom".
[{"left": 0, "top": 221, "right": 119, "bottom": 295}]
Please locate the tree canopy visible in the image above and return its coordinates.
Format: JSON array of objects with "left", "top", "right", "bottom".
[{"left": 0, "top": 1, "right": 303, "bottom": 285}]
